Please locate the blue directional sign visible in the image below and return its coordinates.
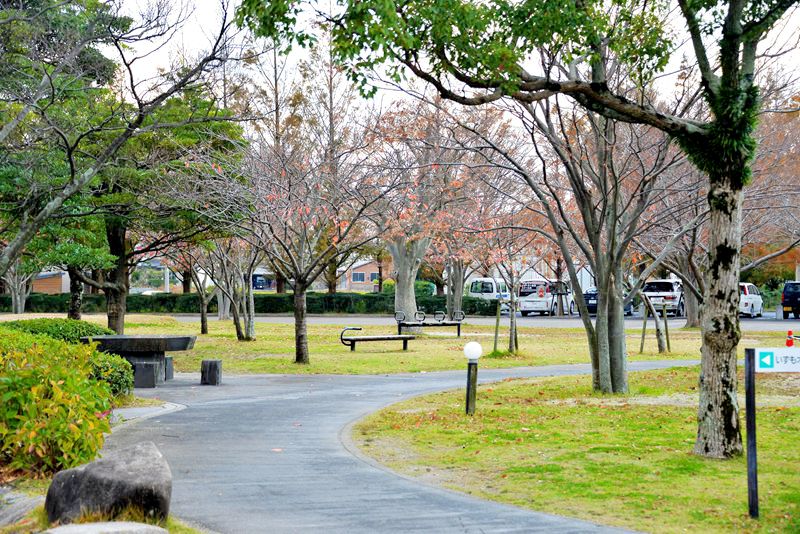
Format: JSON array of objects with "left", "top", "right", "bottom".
[{"left": 755, "top": 348, "right": 800, "bottom": 373}]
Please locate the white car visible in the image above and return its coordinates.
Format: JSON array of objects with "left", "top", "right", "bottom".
[
  {"left": 518, "top": 280, "right": 574, "bottom": 316},
  {"left": 641, "top": 279, "right": 684, "bottom": 316},
  {"left": 467, "top": 277, "right": 511, "bottom": 313},
  {"left": 739, "top": 283, "right": 763, "bottom": 317}
]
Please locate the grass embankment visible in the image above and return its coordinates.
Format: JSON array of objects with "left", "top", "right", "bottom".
[
  {"left": 353, "top": 367, "right": 800, "bottom": 533},
  {"left": 17, "top": 313, "right": 783, "bottom": 375}
]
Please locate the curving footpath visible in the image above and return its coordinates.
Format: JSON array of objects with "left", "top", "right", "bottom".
[{"left": 104, "top": 361, "right": 696, "bottom": 533}]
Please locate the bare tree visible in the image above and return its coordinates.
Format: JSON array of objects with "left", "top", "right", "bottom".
[{"left": 1, "top": 257, "right": 37, "bottom": 314}]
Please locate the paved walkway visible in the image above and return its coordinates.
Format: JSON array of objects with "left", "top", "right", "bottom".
[{"left": 105, "top": 360, "right": 696, "bottom": 533}]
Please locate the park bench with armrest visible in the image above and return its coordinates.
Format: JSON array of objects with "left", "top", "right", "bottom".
[
  {"left": 395, "top": 310, "right": 465, "bottom": 337},
  {"left": 340, "top": 327, "right": 415, "bottom": 351}
]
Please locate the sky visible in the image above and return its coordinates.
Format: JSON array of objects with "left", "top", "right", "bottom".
[{"left": 118, "top": 0, "right": 800, "bottom": 110}]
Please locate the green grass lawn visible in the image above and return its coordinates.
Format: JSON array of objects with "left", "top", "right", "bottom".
[
  {"left": 67, "top": 313, "right": 786, "bottom": 374},
  {"left": 353, "top": 367, "right": 800, "bottom": 533}
]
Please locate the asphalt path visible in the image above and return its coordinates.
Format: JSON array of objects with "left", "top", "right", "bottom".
[
  {"left": 105, "top": 360, "right": 697, "bottom": 534},
  {"left": 172, "top": 312, "right": 796, "bottom": 332}
]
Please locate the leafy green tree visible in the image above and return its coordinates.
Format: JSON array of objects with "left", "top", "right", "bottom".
[
  {"left": 238, "top": 0, "right": 798, "bottom": 457},
  {"left": 32, "top": 214, "right": 116, "bottom": 320},
  {"left": 66, "top": 93, "right": 243, "bottom": 333},
  {"left": 0, "top": 1, "right": 237, "bottom": 279}
]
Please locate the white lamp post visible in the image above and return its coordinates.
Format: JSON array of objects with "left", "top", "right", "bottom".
[{"left": 463, "top": 341, "right": 482, "bottom": 415}]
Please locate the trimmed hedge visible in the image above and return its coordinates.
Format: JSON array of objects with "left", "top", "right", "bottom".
[
  {"left": 0, "top": 327, "right": 114, "bottom": 474},
  {"left": 0, "top": 291, "right": 499, "bottom": 316},
  {"left": 0, "top": 320, "right": 133, "bottom": 397},
  {"left": 2, "top": 318, "right": 114, "bottom": 343}
]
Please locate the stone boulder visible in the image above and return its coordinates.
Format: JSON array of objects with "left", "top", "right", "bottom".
[{"left": 45, "top": 442, "right": 172, "bottom": 524}]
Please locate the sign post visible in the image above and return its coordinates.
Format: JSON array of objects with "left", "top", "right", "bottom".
[
  {"left": 747, "top": 344, "right": 800, "bottom": 519},
  {"left": 744, "top": 348, "right": 758, "bottom": 519}
]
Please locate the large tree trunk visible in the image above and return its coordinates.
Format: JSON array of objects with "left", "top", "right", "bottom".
[
  {"left": 182, "top": 269, "right": 192, "bottom": 293},
  {"left": 376, "top": 258, "right": 384, "bottom": 293},
  {"left": 445, "top": 258, "right": 466, "bottom": 320},
  {"left": 676, "top": 253, "right": 702, "bottom": 328},
  {"left": 594, "top": 293, "right": 613, "bottom": 393},
  {"left": 294, "top": 287, "right": 309, "bottom": 364},
  {"left": 694, "top": 180, "right": 744, "bottom": 458},
  {"left": 388, "top": 237, "right": 430, "bottom": 318},
  {"left": 230, "top": 294, "right": 245, "bottom": 340},
  {"left": 9, "top": 284, "right": 26, "bottom": 314},
  {"left": 608, "top": 270, "right": 628, "bottom": 393},
  {"left": 4, "top": 259, "right": 34, "bottom": 314},
  {"left": 89, "top": 269, "right": 102, "bottom": 294},
  {"left": 216, "top": 289, "right": 231, "bottom": 320},
  {"left": 275, "top": 272, "right": 287, "bottom": 294},
  {"left": 200, "top": 297, "right": 209, "bottom": 334},
  {"left": 684, "top": 287, "right": 702, "bottom": 328},
  {"left": 434, "top": 279, "right": 445, "bottom": 297},
  {"left": 104, "top": 220, "right": 130, "bottom": 334},
  {"left": 191, "top": 271, "right": 211, "bottom": 335},
  {"left": 105, "top": 288, "right": 126, "bottom": 334},
  {"left": 67, "top": 265, "right": 83, "bottom": 320},
  {"left": 324, "top": 260, "right": 338, "bottom": 294},
  {"left": 243, "top": 279, "right": 256, "bottom": 340}
]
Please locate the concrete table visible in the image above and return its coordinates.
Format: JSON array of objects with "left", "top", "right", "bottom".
[{"left": 81, "top": 335, "right": 196, "bottom": 388}]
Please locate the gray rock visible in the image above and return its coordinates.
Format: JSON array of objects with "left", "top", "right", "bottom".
[
  {"left": 45, "top": 442, "right": 172, "bottom": 524},
  {"left": 44, "top": 521, "right": 167, "bottom": 534}
]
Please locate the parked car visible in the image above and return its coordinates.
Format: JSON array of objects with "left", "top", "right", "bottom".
[
  {"left": 581, "top": 287, "right": 634, "bottom": 316},
  {"left": 252, "top": 274, "right": 269, "bottom": 290},
  {"left": 782, "top": 281, "right": 800, "bottom": 319},
  {"left": 641, "top": 279, "right": 684, "bottom": 317},
  {"left": 467, "top": 277, "right": 511, "bottom": 313},
  {"left": 518, "top": 279, "right": 574, "bottom": 316},
  {"left": 739, "top": 282, "right": 763, "bottom": 317}
]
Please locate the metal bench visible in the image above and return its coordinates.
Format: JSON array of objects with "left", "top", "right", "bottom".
[
  {"left": 395, "top": 310, "right": 465, "bottom": 337},
  {"left": 340, "top": 327, "right": 415, "bottom": 351}
]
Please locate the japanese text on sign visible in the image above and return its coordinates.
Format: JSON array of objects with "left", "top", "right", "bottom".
[{"left": 755, "top": 348, "right": 800, "bottom": 373}]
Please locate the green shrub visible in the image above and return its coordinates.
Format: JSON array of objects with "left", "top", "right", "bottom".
[
  {"left": 1, "top": 319, "right": 133, "bottom": 396},
  {"left": 0, "top": 328, "right": 112, "bottom": 474},
  {"left": 414, "top": 280, "right": 435, "bottom": 297},
  {"left": 90, "top": 352, "right": 133, "bottom": 397},
  {"left": 2, "top": 318, "right": 114, "bottom": 343},
  {"left": 0, "top": 289, "right": 498, "bottom": 316},
  {"left": 381, "top": 279, "right": 396, "bottom": 295}
]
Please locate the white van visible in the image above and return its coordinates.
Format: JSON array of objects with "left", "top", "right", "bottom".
[{"left": 467, "top": 278, "right": 511, "bottom": 312}]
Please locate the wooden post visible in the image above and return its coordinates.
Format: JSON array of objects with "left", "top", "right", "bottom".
[
  {"left": 663, "top": 304, "right": 671, "bottom": 352},
  {"left": 745, "top": 348, "right": 759, "bottom": 519}
]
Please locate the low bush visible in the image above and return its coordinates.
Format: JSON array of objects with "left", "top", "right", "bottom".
[
  {"left": 1, "top": 319, "right": 133, "bottom": 396},
  {"left": 89, "top": 352, "right": 133, "bottom": 397},
  {"left": 0, "top": 327, "right": 112, "bottom": 474},
  {"left": 381, "top": 279, "right": 396, "bottom": 295},
  {"left": 0, "top": 290, "right": 499, "bottom": 316},
  {"left": 2, "top": 318, "right": 114, "bottom": 343}
]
